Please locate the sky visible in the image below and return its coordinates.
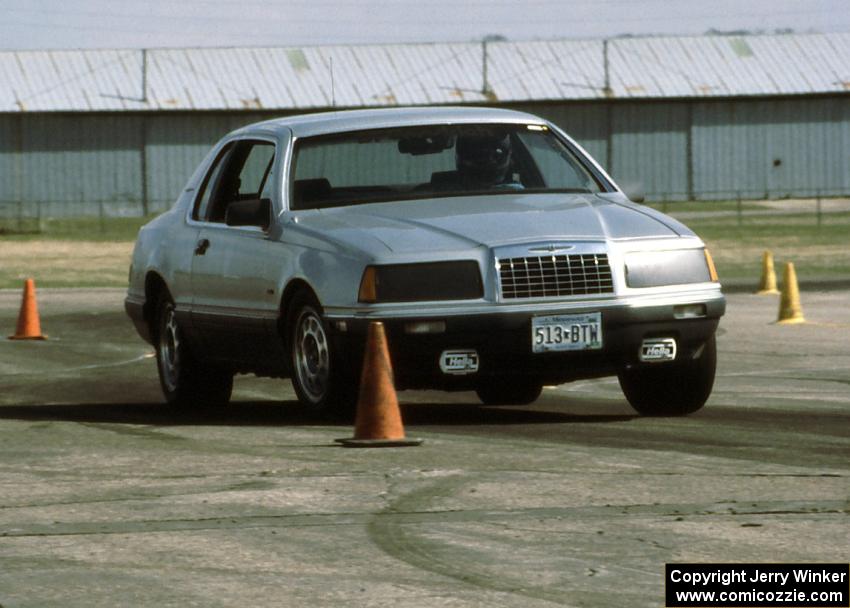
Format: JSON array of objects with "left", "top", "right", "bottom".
[{"left": 1, "top": 0, "right": 848, "bottom": 51}]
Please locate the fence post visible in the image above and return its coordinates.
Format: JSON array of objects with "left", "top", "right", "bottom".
[
  {"left": 36, "top": 200, "right": 44, "bottom": 233},
  {"left": 816, "top": 190, "right": 822, "bottom": 228},
  {"left": 99, "top": 200, "right": 106, "bottom": 234},
  {"left": 736, "top": 192, "right": 742, "bottom": 227}
]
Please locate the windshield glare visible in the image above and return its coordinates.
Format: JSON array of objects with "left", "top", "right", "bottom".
[{"left": 291, "top": 124, "right": 605, "bottom": 210}]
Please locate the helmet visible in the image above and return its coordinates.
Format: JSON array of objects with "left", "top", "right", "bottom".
[{"left": 455, "top": 133, "right": 512, "bottom": 184}]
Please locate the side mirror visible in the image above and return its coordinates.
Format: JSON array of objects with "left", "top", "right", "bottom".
[
  {"left": 619, "top": 181, "right": 646, "bottom": 204},
  {"left": 225, "top": 198, "right": 271, "bottom": 229}
]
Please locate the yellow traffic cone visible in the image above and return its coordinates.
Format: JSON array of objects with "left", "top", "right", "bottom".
[
  {"left": 755, "top": 250, "right": 780, "bottom": 295},
  {"left": 777, "top": 262, "right": 805, "bottom": 324}
]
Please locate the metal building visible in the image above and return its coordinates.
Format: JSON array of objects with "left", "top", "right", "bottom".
[{"left": 0, "top": 32, "right": 848, "bottom": 217}]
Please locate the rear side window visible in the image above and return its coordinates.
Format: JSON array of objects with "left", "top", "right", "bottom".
[{"left": 193, "top": 140, "right": 275, "bottom": 223}]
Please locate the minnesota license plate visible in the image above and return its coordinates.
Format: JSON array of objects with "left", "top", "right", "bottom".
[{"left": 532, "top": 313, "right": 603, "bottom": 353}]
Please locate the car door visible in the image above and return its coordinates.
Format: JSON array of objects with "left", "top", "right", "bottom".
[{"left": 189, "top": 137, "right": 287, "bottom": 367}]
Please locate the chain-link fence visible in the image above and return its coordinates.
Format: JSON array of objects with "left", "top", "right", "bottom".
[{"left": 1, "top": 188, "right": 848, "bottom": 235}]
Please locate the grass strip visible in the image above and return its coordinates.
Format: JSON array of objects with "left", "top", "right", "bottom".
[{"left": 1, "top": 210, "right": 848, "bottom": 289}]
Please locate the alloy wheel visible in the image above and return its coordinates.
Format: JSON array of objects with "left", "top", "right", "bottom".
[{"left": 293, "top": 306, "right": 330, "bottom": 403}]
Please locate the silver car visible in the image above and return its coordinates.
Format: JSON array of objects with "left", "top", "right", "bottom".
[{"left": 125, "top": 107, "right": 725, "bottom": 416}]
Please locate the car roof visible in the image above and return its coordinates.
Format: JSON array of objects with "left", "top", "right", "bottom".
[{"left": 230, "top": 106, "right": 547, "bottom": 139}]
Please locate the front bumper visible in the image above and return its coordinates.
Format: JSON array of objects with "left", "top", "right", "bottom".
[{"left": 327, "top": 290, "right": 725, "bottom": 390}]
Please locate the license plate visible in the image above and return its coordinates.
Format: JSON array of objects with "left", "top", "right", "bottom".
[{"left": 532, "top": 313, "right": 603, "bottom": 353}]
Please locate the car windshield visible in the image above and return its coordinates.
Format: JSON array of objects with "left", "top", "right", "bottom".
[{"left": 290, "top": 123, "right": 606, "bottom": 210}]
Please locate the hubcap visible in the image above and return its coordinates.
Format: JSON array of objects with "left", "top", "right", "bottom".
[
  {"left": 159, "top": 304, "right": 181, "bottom": 392},
  {"left": 293, "top": 307, "right": 330, "bottom": 403}
]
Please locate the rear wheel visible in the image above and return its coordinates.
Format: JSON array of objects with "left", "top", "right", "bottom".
[
  {"left": 154, "top": 293, "right": 233, "bottom": 408},
  {"left": 618, "top": 335, "right": 716, "bottom": 416},
  {"left": 476, "top": 377, "right": 543, "bottom": 406},
  {"left": 287, "top": 290, "right": 357, "bottom": 416}
]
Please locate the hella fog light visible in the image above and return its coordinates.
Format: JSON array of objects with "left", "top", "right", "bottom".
[{"left": 640, "top": 338, "right": 677, "bottom": 362}]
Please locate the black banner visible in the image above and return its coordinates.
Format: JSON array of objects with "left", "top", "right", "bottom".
[{"left": 666, "top": 563, "right": 849, "bottom": 607}]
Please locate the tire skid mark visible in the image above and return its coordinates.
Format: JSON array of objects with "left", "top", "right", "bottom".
[
  {"left": 367, "top": 476, "right": 576, "bottom": 606},
  {"left": 0, "top": 353, "right": 153, "bottom": 378},
  {"left": 364, "top": 478, "right": 850, "bottom": 606},
  {"left": 76, "top": 421, "right": 185, "bottom": 442},
  {"left": 2, "top": 496, "right": 846, "bottom": 538},
  {"left": 366, "top": 480, "right": 849, "bottom": 604},
  {"left": 0, "top": 479, "right": 278, "bottom": 511}
]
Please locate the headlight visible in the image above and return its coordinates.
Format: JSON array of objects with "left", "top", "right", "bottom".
[
  {"left": 624, "top": 249, "right": 715, "bottom": 288},
  {"left": 358, "top": 261, "right": 483, "bottom": 303}
]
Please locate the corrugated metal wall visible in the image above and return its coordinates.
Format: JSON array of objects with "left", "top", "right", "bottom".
[
  {"left": 0, "top": 112, "right": 279, "bottom": 218},
  {"left": 1, "top": 95, "right": 848, "bottom": 218},
  {"left": 692, "top": 97, "right": 850, "bottom": 200},
  {"left": 15, "top": 114, "right": 143, "bottom": 216},
  {"left": 513, "top": 102, "right": 609, "bottom": 168},
  {"left": 517, "top": 96, "right": 850, "bottom": 200},
  {"left": 610, "top": 102, "right": 690, "bottom": 200},
  {"left": 144, "top": 113, "right": 280, "bottom": 210},
  {"left": 0, "top": 116, "right": 20, "bottom": 212}
]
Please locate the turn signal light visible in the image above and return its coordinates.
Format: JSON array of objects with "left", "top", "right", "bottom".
[
  {"left": 704, "top": 249, "right": 719, "bottom": 282},
  {"left": 358, "top": 267, "right": 378, "bottom": 303}
]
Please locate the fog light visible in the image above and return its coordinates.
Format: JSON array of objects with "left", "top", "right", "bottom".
[
  {"left": 334, "top": 321, "right": 348, "bottom": 332},
  {"left": 440, "top": 350, "right": 479, "bottom": 374},
  {"left": 674, "top": 303, "right": 707, "bottom": 319},
  {"left": 404, "top": 321, "right": 446, "bottom": 334},
  {"left": 640, "top": 338, "right": 677, "bottom": 362}
]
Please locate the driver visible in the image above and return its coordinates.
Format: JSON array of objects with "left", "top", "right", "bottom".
[{"left": 455, "top": 133, "right": 523, "bottom": 190}]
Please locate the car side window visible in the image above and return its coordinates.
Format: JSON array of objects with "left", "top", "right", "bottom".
[
  {"left": 195, "top": 140, "right": 276, "bottom": 223},
  {"left": 193, "top": 143, "right": 234, "bottom": 221},
  {"left": 516, "top": 131, "right": 600, "bottom": 192}
]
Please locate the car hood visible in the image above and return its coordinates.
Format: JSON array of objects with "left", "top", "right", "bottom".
[{"left": 295, "top": 193, "right": 690, "bottom": 257}]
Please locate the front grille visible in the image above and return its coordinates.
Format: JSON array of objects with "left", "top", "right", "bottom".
[{"left": 498, "top": 253, "right": 614, "bottom": 299}]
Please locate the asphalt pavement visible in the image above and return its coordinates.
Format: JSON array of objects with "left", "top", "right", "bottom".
[{"left": 0, "top": 288, "right": 848, "bottom": 608}]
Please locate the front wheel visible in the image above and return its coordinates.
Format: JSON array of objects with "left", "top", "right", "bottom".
[
  {"left": 287, "top": 291, "right": 357, "bottom": 416},
  {"left": 154, "top": 293, "right": 233, "bottom": 408},
  {"left": 618, "top": 335, "right": 716, "bottom": 416}
]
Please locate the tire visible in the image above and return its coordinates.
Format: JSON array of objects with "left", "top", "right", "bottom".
[
  {"left": 618, "top": 334, "right": 716, "bottom": 416},
  {"left": 287, "top": 290, "right": 358, "bottom": 416},
  {"left": 476, "top": 377, "right": 543, "bottom": 406},
  {"left": 154, "top": 293, "right": 233, "bottom": 408}
]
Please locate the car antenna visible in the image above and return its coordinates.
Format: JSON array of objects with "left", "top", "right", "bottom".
[{"left": 330, "top": 56, "right": 335, "bottom": 107}]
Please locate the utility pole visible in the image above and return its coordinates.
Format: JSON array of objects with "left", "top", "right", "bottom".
[
  {"left": 140, "top": 48, "right": 149, "bottom": 216},
  {"left": 330, "top": 56, "right": 335, "bottom": 107},
  {"left": 482, "top": 39, "right": 489, "bottom": 97},
  {"left": 141, "top": 48, "right": 148, "bottom": 104},
  {"left": 480, "top": 37, "right": 501, "bottom": 102},
  {"left": 603, "top": 39, "right": 614, "bottom": 176}
]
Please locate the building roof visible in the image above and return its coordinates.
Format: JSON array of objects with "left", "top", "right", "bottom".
[{"left": 1, "top": 32, "right": 848, "bottom": 113}]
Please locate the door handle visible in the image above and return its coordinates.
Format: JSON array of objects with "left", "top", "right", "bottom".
[{"left": 194, "top": 238, "right": 210, "bottom": 255}]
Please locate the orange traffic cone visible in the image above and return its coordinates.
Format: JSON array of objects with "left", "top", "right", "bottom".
[
  {"left": 776, "top": 262, "right": 805, "bottom": 325},
  {"left": 755, "top": 250, "right": 780, "bottom": 295},
  {"left": 338, "top": 322, "right": 421, "bottom": 447},
  {"left": 8, "top": 278, "right": 47, "bottom": 340}
]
